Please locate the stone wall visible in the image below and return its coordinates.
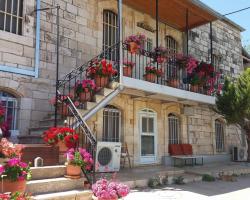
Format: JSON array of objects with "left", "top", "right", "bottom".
[
  {"left": 0, "top": 0, "right": 245, "bottom": 150},
  {"left": 86, "top": 94, "right": 243, "bottom": 167}
]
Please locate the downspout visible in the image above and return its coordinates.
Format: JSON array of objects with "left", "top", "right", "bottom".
[{"left": 34, "top": 0, "right": 41, "bottom": 78}]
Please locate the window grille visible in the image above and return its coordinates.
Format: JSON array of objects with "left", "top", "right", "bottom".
[
  {"left": 103, "top": 105, "right": 121, "bottom": 142},
  {"left": 168, "top": 113, "right": 180, "bottom": 144},
  {"left": 165, "top": 36, "right": 177, "bottom": 55},
  {"left": 215, "top": 119, "right": 225, "bottom": 152},
  {"left": 103, "top": 10, "right": 118, "bottom": 61},
  {"left": 165, "top": 36, "right": 178, "bottom": 79},
  {"left": 0, "top": 0, "right": 23, "bottom": 35},
  {"left": 0, "top": 91, "right": 19, "bottom": 131}
]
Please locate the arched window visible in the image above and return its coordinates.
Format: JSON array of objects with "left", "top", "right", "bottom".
[
  {"left": 0, "top": 0, "right": 23, "bottom": 35},
  {"left": 168, "top": 113, "right": 180, "bottom": 144},
  {"left": 103, "top": 105, "right": 121, "bottom": 142},
  {"left": 165, "top": 36, "right": 178, "bottom": 55},
  {"left": 0, "top": 91, "right": 19, "bottom": 134},
  {"left": 215, "top": 119, "right": 225, "bottom": 152},
  {"left": 103, "top": 10, "right": 118, "bottom": 51}
]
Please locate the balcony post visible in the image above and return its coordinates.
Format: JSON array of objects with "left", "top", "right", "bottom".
[
  {"left": 210, "top": 22, "right": 213, "bottom": 64},
  {"left": 156, "top": 0, "right": 159, "bottom": 83},
  {"left": 186, "top": 9, "right": 189, "bottom": 56},
  {"left": 118, "top": 0, "right": 123, "bottom": 84}
]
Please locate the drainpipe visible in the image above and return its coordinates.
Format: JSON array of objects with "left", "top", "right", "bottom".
[
  {"left": 118, "top": 0, "right": 123, "bottom": 85},
  {"left": 34, "top": 0, "right": 41, "bottom": 78}
]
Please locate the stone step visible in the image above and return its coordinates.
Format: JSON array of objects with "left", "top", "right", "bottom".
[
  {"left": 99, "top": 88, "right": 114, "bottom": 96},
  {"left": 29, "top": 126, "right": 51, "bottom": 135},
  {"left": 31, "top": 165, "right": 66, "bottom": 180},
  {"left": 39, "top": 119, "right": 65, "bottom": 127},
  {"left": 31, "top": 190, "right": 92, "bottom": 200},
  {"left": 18, "top": 135, "right": 44, "bottom": 144},
  {"left": 27, "top": 177, "right": 86, "bottom": 195},
  {"left": 92, "top": 94, "right": 105, "bottom": 103}
]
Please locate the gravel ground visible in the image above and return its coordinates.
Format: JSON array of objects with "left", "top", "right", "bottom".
[{"left": 125, "top": 175, "right": 250, "bottom": 200}]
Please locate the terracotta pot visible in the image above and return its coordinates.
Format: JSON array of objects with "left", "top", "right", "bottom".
[
  {"left": 123, "top": 66, "right": 132, "bottom": 77},
  {"left": 144, "top": 73, "right": 156, "bottom": 83},
  {"left": 66, "top": 164, "right": 81, "bottom": 177},
  {"left": 168, "top": 79, "right": 179, "bottom": 88},
  {"left": 129, "top": 42, "right": 138, "bottom": 54},
  {"left": 95, "top": 75, "right": 108, "bottom": 88},
  {"left": 2, "top": 179, "right": 26, "bottom": 193},
  {"left": 190, "top": 85, "right": 199, "bottom": 92},
  {"left": 57, "top": 103, "right": 69, "bottom": 116},
  {"left": 79, "top": 91, "right": 92, "bottom": 102},
  {"left": 56, "top": 140, "right": 68, "bottom": 153}
]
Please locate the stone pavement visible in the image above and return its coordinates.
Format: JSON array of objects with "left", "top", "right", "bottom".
[{"left": 124, "top": 175, "right": 250, "bottom": 200}]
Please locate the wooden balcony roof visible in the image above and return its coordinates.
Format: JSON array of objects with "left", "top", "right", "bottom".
[{"left": 123, "top": 0, "right": 221, "bottom": 31}]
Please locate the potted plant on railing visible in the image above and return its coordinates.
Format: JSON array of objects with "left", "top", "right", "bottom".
[
  {"left": 49, "top": 95, "right": 70, "bottom": 116},
  {"left": 0, "top": 158, "right": 31, "bottom": 193},
  {"left": 88, "top": 59, "right": 117, "bottom": 88},
  {"left": 65, "top": 148, "right": 93, "bottom": 179},
  {"left": 75, "top": 79, "right": 96, "bottom": 102},
  {"left": 92, "top": 178, "right": 130, "bottom": 200},
  {"left": 124, "top": 33, "right": 146, "bottom": 54},
  {"left": 153, "top": 46, "right": 168, "bottom": 64},
  {"left": 43, "top": 127, "right": 79, "bottom": 153},
  {"left": 0, "top": 138, "right": 23, "bottom": 164},
  {"left": 144, "top": 66, "right": 163, "bottom": 83},
  {"left": 123, "top": 61, "right": 135, "bottom": 77}
]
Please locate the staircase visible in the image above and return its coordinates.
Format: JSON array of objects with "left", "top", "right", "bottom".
[{"left": 28, "top": 166, "right": 92, "bottom": 200}]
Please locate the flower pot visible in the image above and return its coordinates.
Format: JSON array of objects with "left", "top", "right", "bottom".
[
  {"left": 129, "top": 42, "right": 138, "bottom": 54},
  {"left": 190, "top": 85, "right": 199, "bottom": 93},
  {"left": 57, "top": 103, "right": 69, "bottom": 116},
  {"left": 56, "top": 140, "right": 68, "bottom": 153},
  {"left": 168, "top": 79, "right": 179, "bottom": 88},
  {"left": 123, "top": 66, "right": 132, "bottom": 77},
  {"left": 66, "top": 164, "right": 81, "bottom": 177},
  {"left": 157, "top": 56, "right": 165, "bottom": 64},
  {"left": 79, "top": 91, "right": 92, "bottom": 102},
  {"left": 92, "top": 195, "right": 119, "bottom": 200},
  {"left": 94, "top": 75, "right": 108, "bottom": 88},
  {"left": 2, "top": 179, "right": 26, "bottom": 193},
  {"left": 144, "top": 73, "right": 156, "bottom": 83}
]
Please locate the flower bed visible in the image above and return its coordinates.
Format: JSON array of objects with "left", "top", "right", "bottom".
[{"left": 92, "top": 178, "right": 129, "bottom": 200}]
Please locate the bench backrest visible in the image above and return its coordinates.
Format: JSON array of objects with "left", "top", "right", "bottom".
[{"left": 169, "top": 144, "right": 193, "bottom": 155}]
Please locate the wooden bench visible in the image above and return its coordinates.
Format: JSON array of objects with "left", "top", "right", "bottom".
[{"left": 169, "top": 144, "right": 203, "bottom": 167}]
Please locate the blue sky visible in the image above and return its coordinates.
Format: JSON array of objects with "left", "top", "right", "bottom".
[{"left": 200, "top": 0, "right": 250, "bottom": 46}]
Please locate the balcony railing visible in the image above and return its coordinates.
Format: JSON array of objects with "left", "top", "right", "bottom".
[{"left": 120, "top": 43, "right": 221, "bottom": 96}]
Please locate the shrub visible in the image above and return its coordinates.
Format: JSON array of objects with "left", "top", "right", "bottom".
[
  {"left": 202, "top": 174, "right": 215, "bottom": 182},
  {"left": 173, "top": 176, "right": 185, "bottom": 185},
  {"left": 148, "top": 177, "right": 161, "bottom": 188}
]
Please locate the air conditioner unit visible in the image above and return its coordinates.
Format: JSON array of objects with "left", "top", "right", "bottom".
[
  {"left": 96, "top": 142, "right": 121, "bottom": 172},
  {"left": 232, "top": 146, "right": 246, "bottom": 161}
]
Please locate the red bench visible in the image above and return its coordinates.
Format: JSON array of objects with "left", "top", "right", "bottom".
[{"left": 169, "top": 144, "right": 203, "bottom": 166}]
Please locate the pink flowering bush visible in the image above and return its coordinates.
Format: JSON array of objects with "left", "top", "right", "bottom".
[
  {"left": 0, "top": 138, "right": 23, "bottom": 159},
  {"left": 0, "top": 158, "right": 31, "bottom": 182},
  {"left": 65, "top": 148, "right": 93, "bottom": 171},
  {"left": 92, "top": 178, "right": 130, "bottom": 200}
]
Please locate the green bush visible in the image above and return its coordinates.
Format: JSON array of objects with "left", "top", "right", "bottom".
[
  {"left": 202, "top": 174, "right": 215, "bottom": 182},
  {"left": 148, "top": 177, "right": 161, "bottom": 188},
  {"left": 173, "top": 176, "right": 185, "bottom": 185}
]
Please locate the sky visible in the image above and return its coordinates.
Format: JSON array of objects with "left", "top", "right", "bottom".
[{"left": 200, "top": 0, "right": 250, "bottom": 46}]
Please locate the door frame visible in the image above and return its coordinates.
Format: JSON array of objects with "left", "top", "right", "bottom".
[{"left": 138, "top": 109, "right": 157, "bottom": 164}]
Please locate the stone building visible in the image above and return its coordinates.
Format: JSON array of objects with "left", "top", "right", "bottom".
[{"left": 0, "top": 0, "right": 247, "bottom": 167}]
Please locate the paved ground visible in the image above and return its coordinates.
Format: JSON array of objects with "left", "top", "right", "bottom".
[{"left": 125, "top": 175, "right": 250, "bottom": 200}]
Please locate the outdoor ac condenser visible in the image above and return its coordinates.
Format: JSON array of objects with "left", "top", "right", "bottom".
[
  {"left": 232, "top": 146, "right": 246, "bottom": 161},
  {"left": 96, "top": 142, "right": 121, "bottom": 172}
]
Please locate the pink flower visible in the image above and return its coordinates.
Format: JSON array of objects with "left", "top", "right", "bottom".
[
  {"left": 19, "top": 162, "right": 28, "bottom": 168},
  {"left": 7, "top": 158, "right": 20, "bottom": 167},
  {"left": 0, "top": 165, "right": 5, "bottom": 175}
]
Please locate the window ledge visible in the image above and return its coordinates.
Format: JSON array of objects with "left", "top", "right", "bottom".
[{"left": 0, "top": 30, "right": 34, "bottom": 46}]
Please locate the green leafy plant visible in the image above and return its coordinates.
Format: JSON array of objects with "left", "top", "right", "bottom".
[
  {"left": 173, "top": 176, "right": 185, "bottom": 185},
  {"left": 202, "top": 174, "right": 215, "bottom": 182},
  {"left": 148, "top": 177, "right": 161, "bottom": 188},
  {"left": 215, "top": 68, "right": 250, "bottom": 161}
]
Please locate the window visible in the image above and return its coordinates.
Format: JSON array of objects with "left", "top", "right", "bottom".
[
  {"left": 0, "top": 0, "right": 23, "bottom": 35},
  {"left": 168, "top": 113, "right": 180, "bottom": 144},
  {"left": 0, "top": 91, "right": 19, "bottom": 133},
  {"left": 215, "top": 119, "right": 225, "bottom": 152},
  {"left": 145, "top": 38, "right": 153, "bottom": 51},
  {"left": 103, "top": 105, "right": 121, "bottom": 142},
  {"left": 103, "top": 10, "right": 118, "bottom": 60},
  {"left": 165, "top": 36, "right": 178, "bottom": 55}
]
